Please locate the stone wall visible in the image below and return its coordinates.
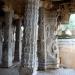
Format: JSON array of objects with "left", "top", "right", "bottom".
[{"left": 58, "top": 39, "right": 75, "bottom": 68}]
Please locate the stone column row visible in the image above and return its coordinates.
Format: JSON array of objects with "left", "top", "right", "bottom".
[{"left": 1, "top": 11, "right": 22, "bottom": 67}]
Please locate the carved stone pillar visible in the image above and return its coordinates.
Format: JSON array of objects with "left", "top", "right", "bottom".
[
  {"left": 20, "top": 0, "right": 40, "bottom": 75},
  {"left": 38, "top": 7, "right": 46, "bottom": 70},
  {"left": 2, "top": 11, "right": 13, "bottom": 67},
  {"left": 45, "top": 10, "right": 59, "bottom": 69},
  {"left": 14, "top": 19, "right": 22, "bottom": 62},
  {"left": 38, "top": 5, "right": 59, "bottom": 70}
]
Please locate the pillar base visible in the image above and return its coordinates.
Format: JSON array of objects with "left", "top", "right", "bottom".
[
  {"left": 19, "top": 67, "right": 33, "bottom": 75},
  {"left": 45, "top": 64, "right": 59, "bottom": 70},
  {"left": 38, "top": 67, "right": 45, "bottom": 71},
  {"left": 0, "top": 62, "right": 13, "bottom": 68},
  {"left": 38, "top": 61, "right": 46, "bottom": 71},
  {"left": 0, "top": 64, "right": 10, "bottom": 68}
]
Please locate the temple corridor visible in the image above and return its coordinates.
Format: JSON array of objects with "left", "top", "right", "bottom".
[{"left": 0, "top": 0, "right": 75, "bottom": 75}]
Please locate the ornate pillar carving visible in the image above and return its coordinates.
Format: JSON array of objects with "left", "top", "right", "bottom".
[
  {"left": 45, "top": 10, "right": 59, "bottom": 69},
  {"left": 38, "top": 7, "right": 46, "bottom": 70},
  {"left": 20, "top": 0, "right": 40, "bottom": 75},
  {"left": 38, "top": 1, "right": 59, "bottom": 70},
  {"left": 14, "top": 19, "right": 22, "bottom": 62}
]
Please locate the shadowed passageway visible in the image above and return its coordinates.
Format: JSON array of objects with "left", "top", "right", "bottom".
[{"left": 0, "top": 0, "right": 75, "bottom": 75}]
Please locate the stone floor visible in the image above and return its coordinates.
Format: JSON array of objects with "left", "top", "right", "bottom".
[
  {"left": 0, "top": 68, "right": 75, "bottom": 75},
  {"left": 0, "top": 67, "right": 19, "bottom": 75},
  {"left": 37, "top": 68, "right": 75, "bottom": 75}
]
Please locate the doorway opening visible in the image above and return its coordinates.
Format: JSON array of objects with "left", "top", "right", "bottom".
[{"left": 57, "top": 14, "right": 75, "bottom": 68}]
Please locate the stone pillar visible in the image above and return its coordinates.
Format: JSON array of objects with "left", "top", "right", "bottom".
[
  {"left": 45, "top": 10, "right": 59, "bottom": 69},
  {"left": 20, "top": 0, "right": 40, "bottom": 75},
  {"left": 38, "top": 7, "right": 46, "bottom": 70},
  {"left": 2, "top": 11, "right": 13, "bottom": 67},
  {"left": 38, "top": 5, "right": 59, "bottom": 69},
  {"left": 14, "top": 19, "right": 22, "bottom": 62},
  {"left": 0, "top": 22, "right": 2, "bottom": 64}
]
